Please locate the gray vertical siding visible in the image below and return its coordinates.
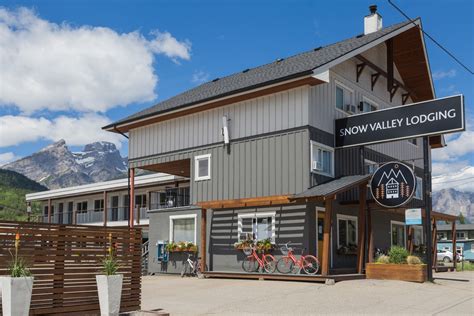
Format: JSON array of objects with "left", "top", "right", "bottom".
[
  {"left": 129, "top": 86, "right": 309, "bottom": 159},
  {"left": 131, "top": 129, "right": 312, "bottom": 204}
]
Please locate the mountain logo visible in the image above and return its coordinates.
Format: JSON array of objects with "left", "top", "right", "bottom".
[{"left": 370, "top": 162, "right": 416, "bottom": 208}]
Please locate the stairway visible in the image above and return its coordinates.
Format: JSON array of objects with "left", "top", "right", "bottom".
[{"left": 141, "top": 240, "right": 149, "bottom": 276}]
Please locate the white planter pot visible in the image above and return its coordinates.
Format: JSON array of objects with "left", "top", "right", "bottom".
[
  {"left": 1, "top": 276, "right": 34, "bottom": 316},
  {"left": 96, "top": 274, "right": 123, "bottom": 316}
]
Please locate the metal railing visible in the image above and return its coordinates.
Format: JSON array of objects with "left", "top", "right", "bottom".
[
  {"left": 42, "top": 206, "right": 150, "bottom": 225},
  {"left": 150, "top": 187, "right": 190, "bottom": 210}
]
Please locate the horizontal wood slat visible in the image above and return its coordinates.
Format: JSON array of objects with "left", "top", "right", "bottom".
[{"left": 0, "top": 221, "right": 142, "bottom": 315}]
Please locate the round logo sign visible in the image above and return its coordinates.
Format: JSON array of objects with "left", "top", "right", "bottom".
[{"left": 370, "top": 162, "right": 416, "bottom": 208}]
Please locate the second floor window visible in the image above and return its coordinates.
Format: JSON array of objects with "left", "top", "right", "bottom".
[
  {"left": 77, "top": 201, "right": 88, "bottom": 213},
  {"left": 311, "top": 142, "right": 334, "bottom": 177},
  {"left": 135, "top": 194, "right": 147, "bottom": 209},
  {"left": 456, "top": 232, "right": 467, "bottom": 240},
  {"left": 94, "top": 199, "right": 104, "bottom": 212},
  {"left": 335, "top": 83, "right": 354, "bottom": 113},
  {"left": 194, "top": 154, "right": 211, "bottom": 181},
  {"left": 361, "top": 99, "right": 377, "bottom": 113}
]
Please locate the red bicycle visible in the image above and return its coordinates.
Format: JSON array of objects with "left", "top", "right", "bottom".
[
  {"left": 276, "top": 242, "right": 320, "bottom": 275},
  {"left": 242, "top": 245, "right": 276, "bottom": 273}
]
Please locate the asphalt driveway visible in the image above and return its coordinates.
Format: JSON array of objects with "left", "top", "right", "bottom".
[{"left": 141, "top": 271, "right": 474, "bottom": 315}]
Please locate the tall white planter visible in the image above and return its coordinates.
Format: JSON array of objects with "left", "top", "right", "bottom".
[
  {"left": 1, "top": 276, "right": 34, "bottom": 316},
  {"left": 96, "top": 274, "right": 123, "bottom": 316}
]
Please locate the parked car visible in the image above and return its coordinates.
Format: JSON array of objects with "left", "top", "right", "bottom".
[{"left": 436, "top": 249, "right": 463, "bottom": 263}]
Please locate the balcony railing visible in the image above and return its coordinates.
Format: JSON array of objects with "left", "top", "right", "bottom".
[
  {"left": 150, "top": 187, "right": 190, "bottom": 210},
  {"left": 42, "top": 206, "right": 149, "bottom": 225}
]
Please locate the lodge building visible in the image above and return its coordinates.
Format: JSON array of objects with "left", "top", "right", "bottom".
[{"left": 30, "top": 7, "right": 458, "bottom": 277}]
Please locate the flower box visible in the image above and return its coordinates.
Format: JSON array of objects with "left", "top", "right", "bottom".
[{"left": 366, "top": 263, "right": 427, "bottom": 283}]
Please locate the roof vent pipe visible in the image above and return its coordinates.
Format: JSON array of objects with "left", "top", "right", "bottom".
[{"left": 364, "top": 5, "right": 382, "bottom": 35}]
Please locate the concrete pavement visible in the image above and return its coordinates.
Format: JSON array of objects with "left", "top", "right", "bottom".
[{"left": 141, "top": 271, "right": 474, "bottom": 315}]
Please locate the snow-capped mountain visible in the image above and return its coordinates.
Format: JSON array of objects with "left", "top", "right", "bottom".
[{"left": 3, "top": 140, "right": 127, "bottom": 189}]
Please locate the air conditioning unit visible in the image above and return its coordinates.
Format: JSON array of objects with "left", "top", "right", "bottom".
[
  {"left": 312, "top": 161, "right": 322, "bottom": 171},
  {"left": 344, "top": 104, "right": 356, "bottom": 114}
]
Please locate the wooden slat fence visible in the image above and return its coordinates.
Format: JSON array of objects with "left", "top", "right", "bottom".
[{"left": 0, "top": 221, "right": 141, "bottom": 315}]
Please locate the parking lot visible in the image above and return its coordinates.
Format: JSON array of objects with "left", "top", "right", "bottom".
[{"left": 141, "top": 271, "right": 474, "bottom": 315}]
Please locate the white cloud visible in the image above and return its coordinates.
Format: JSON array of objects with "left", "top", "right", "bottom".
[
  {"left": 0, "top": 152, "right": 19, "bottom": 166},
  {"left": 191, "top": 71, "right": 210, "bottom": 84},
  {"left": 432, "top": 160, "right": 469, "bottom": 177},
  {"left": 432, "top": 69, "right": 456, "bottom": 80},
  {"left": 432, "top": 166, "right": 474, "bottom": 192},
  {"left": 432, "top": 130, "right": 474, "bottom": 161},
  {"left": 0, "top": 114, "right": 124, "bottom": 148},
  {"left": 0, "top": 7, "right": 191, "bottom": 114}
]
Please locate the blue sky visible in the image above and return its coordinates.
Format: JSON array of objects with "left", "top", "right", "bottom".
[{"left": 0, "top": 0, "right": 472, "bottom": 190}]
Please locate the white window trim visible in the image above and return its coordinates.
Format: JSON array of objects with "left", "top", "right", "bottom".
[
  {"left": 407, "top": 138, "right": 419, "bottom": 147},
  {"left": 194, "top": 154, "right": 211, "bottom": 181},
  {"left": 390, "top": 220, "right": 406, "bottom": 247},
  {"left": 415, "top": 176, "right": 423, "bottom": 200},
  {"left": 361, "top": 96, "right": 379, "bottom": 113},
  {"left": 310, "top": 141, "right": 335, "bottom": 177},
  {"left": 336, "top": 214, "right": 358, "bottom": 249},
  {"left": 456, "top": 231, "right": 467, "bottom": 240},
  {"left": 335, "top": 80, "right": 354, "bottom": 115},
  {"left": 169, "top": 214, "right": 197, "bottom": 243},
  {"left": 238, "top": 212, "right": 276, "bottom": 242}
]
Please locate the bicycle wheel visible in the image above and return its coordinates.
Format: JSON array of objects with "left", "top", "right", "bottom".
[
  {"left": 302, "top": 255, "right": 320, "bottom": 275},
  {"left": 242, "top": 256, "right": 258, "bottom": 272},
  {"left": 263, "top": 254, "right": 276, "bottom": 273},
  {"left": 276, "top": 257, "right": 294, "bottom": 274},
  {"left": 196, "top": 260, "right": 208, "bottom": 277}
]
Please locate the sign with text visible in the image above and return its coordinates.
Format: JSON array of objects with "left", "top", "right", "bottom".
[
  {"left": 335, "top": 95, "right": 464, "bottom": 148},
  {"left": 370, "top": 162, "right": 416, "bottom": 208},
  {"left": 405, "top": 208, "right": 422, "bottom": 225}
]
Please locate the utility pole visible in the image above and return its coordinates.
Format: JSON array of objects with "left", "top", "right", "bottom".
[{"left": 423, "top": 136, "right": 433, "bottom": 282}]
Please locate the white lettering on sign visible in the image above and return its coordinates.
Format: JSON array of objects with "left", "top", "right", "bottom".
[{"left": 338, "top": 109, "right": 457, "bottom": 137}]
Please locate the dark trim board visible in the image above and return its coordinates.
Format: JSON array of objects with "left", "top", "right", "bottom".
[{"left": 202, "top": 271, "right": 366, "bottom": 283}]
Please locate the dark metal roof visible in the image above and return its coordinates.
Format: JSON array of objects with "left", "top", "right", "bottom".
[
  {"left": 291, "top": 175, "right": 371, "bottom": 200},
  {"left": 105, "top": 20, "right": 414, "bottom": 129}
]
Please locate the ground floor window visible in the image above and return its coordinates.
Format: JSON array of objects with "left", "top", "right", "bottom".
[
  {"left": 169, "top": 214, "right": 197, "bottom": 243},
  {"left": 391, "top": 221, "right": 406, "bottom": 247},
  {"left": 336, "top": 214, "right": 358, "bottom": 251},
  {"left": 412, "top": 225, "right": 423, "bottom": 246},
  {"left": 238, "top": 212, "right": 276, "bottom": 242}
]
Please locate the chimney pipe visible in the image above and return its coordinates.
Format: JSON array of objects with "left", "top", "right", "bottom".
[{"left": 364, "top": 5, "right": 383, "bottom": 35}]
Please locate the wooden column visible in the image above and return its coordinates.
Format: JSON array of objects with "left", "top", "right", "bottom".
[
  {"left": 367, "top": 208, "right": 374, "bottom": 263},
  {"left": 407, "top": 226, "right": 414, "bottom": 254},
  {"left": 129, "top": 168, "right": 135, "bottom": 228},
  {"left": 48, "top": 199, "right": 52, "bottom": 223},
  {"left": 321, "top": 198, "right": 333, "bottom": 276},
  {"left": 103, "top": 191, "right": 108, "bottom": 227},
  {"left": 200, "top": 208, "right": 207, "bottom": 273},
  {"left": 432, "top": 219, "right": 437, "bottom": 269},
  {"left": 357, "top": 184, "right": 367, "bottom": 274},
  {"left": 73, "top": 206, "right": 77, "bottom": 225},
  {"left": 452, "top": 221, "right": 457, "bottom": 271}
]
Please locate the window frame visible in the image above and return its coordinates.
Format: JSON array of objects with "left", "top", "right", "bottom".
[
  {"left": 310, "top": 141, "right": 335, "bottom": 177},
  {"left": 77, "top": 201, "right": 88, "bottom": 214},
  {"left": 415, "top": 176, "right": 423, "bottom": 200},
  {"left": 456, "top": 231, "right": 467, "bottom": 240},
  {"left": 336, "top": 214, "right": 358, "bottom": 249},
  {"left": 361, "top": 96, "right": 379, "bottom": 113},
  {"left": 364, "top": 159, "right": 378, "bottom": 175},
  {"left": 412, "top": 225, "right": 424, "bottom": 246},
  {"left": 390, "top": 220, "right": 407, "bottom": 247},
  {"left": 237, "top": 212, "right": 276, "bottom": 243},
  {"left": 408, "top": 138, "right": 418, "bottom": 146},
  {"left": 169, "top": 214, "right": 197, "bottom": 243},
  {"left": 94, "top": 199, "right": 104, "bottom": 212},
  {"left": 335, "top": 80, "right": 354, "bottom": 114},
  {"left": 194, "top": 154, "right": 211, "bottom": 181}
]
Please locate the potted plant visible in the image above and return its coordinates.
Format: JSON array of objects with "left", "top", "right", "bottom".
[
  {"left": 234, "top": 236, "right": 255, "bottom": 250},
  {"left": 166, "top": 241, "right": 198, "bottom": 252},
  {"left": 96, "top": 233, "right": 122, "bottom": 316},
  {"left": 256, "top": 238, "right": 274, "bottom": 252},
  {"left": 366, "top": 246, "right": 427, "bottom": 283},
  {"left": 1, "top": 232, "right": 34, "bottom": 316}
]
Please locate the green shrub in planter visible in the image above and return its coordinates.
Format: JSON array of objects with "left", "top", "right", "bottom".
[
  {"left": 406, "top": 255, "right": 422, "bottom": 265},
  {"left": 375, "top": 254, "right": 390, "bottom": 264},
  {"left": 388, "top": 246, "right": 409, "bottom": 264}
]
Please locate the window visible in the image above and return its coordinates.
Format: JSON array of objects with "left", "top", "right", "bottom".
[
  {"left": 135, "top": 194, "right": 147, "bottom": 209},
  {"left": 391, "top": 221, "right": 406, "bottom": 247},
  {"left": 311, "top": 142, "right": 334, "bottom": 177},
  {"left": 437, "top": 232, "right": 447, "bottom": 241},
  {"left": 169, "top": 214, "right": 197, "bottom": 243},
  {"left": 337, "top": 215, "right": 358, "bottom": 248},
  {"left": 361, "top": 97, "right": 378, "bottom": 113},
  {"left": 408, "top": 138, "right": 418, "bottom": 146},
  {"left": 238, "top": 212, "right": 276, "bottom": 242},
  {"left": 412, "top": 226, "right": 423, "bottom": 246},
  {"left": 415, "top": 177, "right": 423, "bottom": 200},
  {"left": 194, "top": 154, "right": 211, "bottom": 181},
  {"left": 94, "top": 199, "right": 104, "bottom": 212},
  {"left": 335, "top": 82, "right": 354, "bottom": 113},
  {"left": 456, "top": 231, "right": 467, "bottom": 240},
  {"left": 365, "top": 159, "right": 378, "bottom": 174},
  {"left": 77, "top": 201, "right": 88, "bottom": 214}
]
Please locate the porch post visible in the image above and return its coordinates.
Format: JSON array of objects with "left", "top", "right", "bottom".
[
  {"left": 357, "top": 184, "right": 366, "bottom": 274},
  {"left": 200, "top": 208, "right": 207, "bottom": 273},
  {"left": 367, "top": 207, "right": 374, "bottom": 263},
  {"left": 432, "top": 219, "right": 437, "bottom": 269},
  {"left": 103, "top": 191, "right": 108, "bottom": 227},
  {"left": 129, "top": 168, "right": 135, "bottom": 228},
  {"left": 407, "top": 226, "right": 414, "bottom": 254},
  {"left": 451, "top": 221, "right": 456, "bottom": 271},
  {"left": 321, "top": 198, "right": 333, "bottom": 276},
  {"left": 48, "top": 199, "right": 52, "bottom": 223}
]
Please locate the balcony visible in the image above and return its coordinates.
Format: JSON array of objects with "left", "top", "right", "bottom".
[
  {"left": 149, "top": 187, "right": 190, "bottom": 210},
  {"left": 42, "top": 206, "right": 146, "bottom": 225}
]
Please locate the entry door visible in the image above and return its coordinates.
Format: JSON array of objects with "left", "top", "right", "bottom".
[{"left": 111, "top": 196, "right": 119, "bottom": 221}]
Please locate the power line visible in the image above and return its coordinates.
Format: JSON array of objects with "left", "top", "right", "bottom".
[{"left": 388, "top": 0, "right": 474, "bottom": 75}]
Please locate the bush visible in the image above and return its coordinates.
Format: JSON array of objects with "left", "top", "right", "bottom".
[
  {"left": 376, "top": 255, "right": 390, "bottom": 264},
  {"left": 388, "top": 246, "right": 409, "bottom": 264},
  {"left": 406, "top": 255, "right": 422, "bottom": 265}
]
